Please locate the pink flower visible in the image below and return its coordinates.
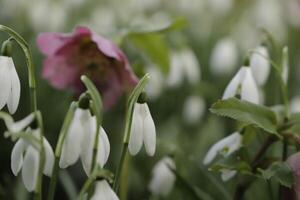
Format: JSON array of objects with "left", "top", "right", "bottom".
[
  {"left": 37, "top": 26, "right": 138, "bottom": 109},
  {"left": 286, "top": 153, "right": 300, "bottom": 199}
]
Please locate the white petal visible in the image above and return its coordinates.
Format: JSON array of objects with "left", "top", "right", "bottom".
[
  {"left": 128, "top": 104, "right": 143, "bottom": 156},
  {"left": 59, "top": 109, "right": 84, "bottom": 168},
  {"left": 221, "top": 169, "right": 236, "bottom": 181},
  {"left": 222, "top": 67, "right": 246, "bottom": 99},
  {"left": 181, "top": 48, "right": 201, "bottom": 84},
  {"left": 11, "top": 139, "right": 26, "bottom": 175},
  {"left": 210, "top": 38, "right": 238, "bottom": 75},
  {"left": 166, "top": 52, "right": 184, "bottom": 88},
  {"left": 149, "top": 157, "right": 176, "bottom": 196},
  {"left": 250, "top": 46, "right": 270, "bottom": 86},
  {"left": 80, "top": 115, "right": 97, "bottom": 176},
  {"left": 91, "top": 180, "right": 119, "bottom": 200},
  {"left": 241, "top": 67, "right": 260, "bottom": 104},
  {"left": 7, "top": 59, "right": 21, "bottom": 114},
  {"left": 8, "top": 113, "right": 35, "bottom": 133},
  {"left": 182, "top": 95, "right": 206, "bottom": 124},
  {"left": 43, "top": 137, "right": 54, "bottom": 176},
  {"left": 203, "top": 132, "right": 242, "bottom": 165},
  {"left": 141, "top": 104, "right": 156, "bottom": 156},
  {"left": 22, "top": 146, "right": 39, "bottom": 192},
  {"left": 282, "top": 46, "right": 289, "bottom": 84},
  {"left": 0, "top": 56, "right": 12, "bottom": 110},
  {"left": 96, "top": 127, "right": 110, "bottom": 168}
]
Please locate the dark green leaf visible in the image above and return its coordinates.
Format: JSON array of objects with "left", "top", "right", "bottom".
[
  {"left": 210, "top": 98, "right": 278, "bottom": 134},
  {"left": 258, "top": 162, "right": 294, "bottom": 188}
]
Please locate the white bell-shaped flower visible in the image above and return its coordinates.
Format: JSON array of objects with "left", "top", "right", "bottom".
[
  {"left": 167, "top": 48, "right": 200, "bottom": 87},
  {"left": 222, "top": 66, "right": 259, "bottom": 104},
  {"left": 182, "top": 95, "right": 206, "bottom": 124},
  {"left": 0, "top": 56, "right": 21, "bottom": 114},
  {"left": 220, "top": 169, "right": 237, "bottom": 182},
  {"left": 210, "top": 38, "right": 238, "bottom": 75},
  {"left": 90, "top": 180, "right": 119, "bottom": 200},
  {"left": 203, "top": 132, "right": 242, "bottom": 165},
  {"left": 59, "top": 107, "right": 110, "bottom": 176},
  {"left": 128, "top": 102, "right": 156, "bottom": 156},
  {"left": 148, "top": 157, "right": 176, "bottom": 197},
  {"left": 250, "top": 46, "right": 270, "bottom": 86},
  {"left": 11, "top": 128, "right": 54, "bottom": 191}
]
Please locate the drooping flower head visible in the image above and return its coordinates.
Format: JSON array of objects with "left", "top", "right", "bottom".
[{"left": 37, "top": 26, "right": 138, "bottom": 109}]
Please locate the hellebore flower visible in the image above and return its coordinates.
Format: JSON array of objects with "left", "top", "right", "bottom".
[
  {"left": 11, "top": 128, "right": 54, "bottom": 191},
  {"left": 250, "top": 45, "right": 270, "bottom": 86},
  {"left": 148, "top": 157, "right": 176, "bottom": 197},
  {"left": 37, "top": 26, "right": 138, "bottom": 109},
  {"left": 286, "top": 153, "right": 300, "bottom": 199},
  {"left": 0, "top": 55, "right": 21, "bottom": 114},
  {"left": 203, "top": 132, "right": 242, "bottom": 181},
  {"left": 90, "top": 180, "right": 119, "bottom": 200},
  {"left": 222, "top": 66, "right": 259, "bottom": 104},
  {"left": 128, "top": 102, "right": 156, "bottom": 156},
  {"left": 210, "top": 38, "right": 238, "bottom": 75},
  {"left": 59, "top": 107, "right": 110, "bottom": 175}
]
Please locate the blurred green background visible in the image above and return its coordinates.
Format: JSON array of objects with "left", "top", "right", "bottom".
[{"left": 1, "top": 0, "right": 300, "bottom": 199}]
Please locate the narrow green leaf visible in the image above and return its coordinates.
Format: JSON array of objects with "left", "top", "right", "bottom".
[
  {"left": 210, "top": 98, "right": 278, "bottom": 134},
  {"left": 258, "top": 162, "right": 294, "bottom": 188},
  {"left": 80, "top": 75, "right": 103, "bottom": 125}
]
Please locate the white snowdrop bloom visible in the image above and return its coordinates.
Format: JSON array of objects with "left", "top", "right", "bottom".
[
  {"left": 203, "top": 132, "right": 242, "bottom": 165},
  {"left": 220, "top": 169, "right": 237, "bottom": 182},
  {"left": 0, "top": 56, "right": 21, "bottom": 114},
  {"left": 210, "top": 38, "right": 238, "bottom": 75},
  {"left": 222, "top": 66, "right": 260, "bottom": 104},
  {"left": 59, "top": 108, "right": 110, "bottom": 175},
  {"left": 290, "top": 96, "right": 300, "bottom": 113},
  {"left": 250, "top": 46, "right": 270, "bottom": 86},
  {"left": 182, "top": 95, "right": 206, "bottom": 124},
  {"left": 129, "top": 103, "right": 156, "bottom": 156},
  {"left": 148, "top": 157, "right": 176, "bottom": 197},
  {"left": 91, "top": 180, "right": 119, "bottom": 200},
  {"left": 145, "top": 65, "right": 164, "bottom": 100},
  {"left": 208, "top": 0, "right": 234, "bottom": 16},
  {"left": 11, "top": 128, "right": 54, "bottom": 192},
  {"left": 167, "top": 49, "right": 200, "bottom": 87}
]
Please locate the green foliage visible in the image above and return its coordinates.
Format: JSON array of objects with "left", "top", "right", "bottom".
[
  {"left": 258, "top": 162, "right": 294, "bottom": 188},
  {"left": 210, "top": 98, "right": 278, "bottom": 135}
]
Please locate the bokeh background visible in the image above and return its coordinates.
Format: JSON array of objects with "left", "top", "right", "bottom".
[{"left": 1, "top": 0, "right": 300, "bottom": 199}]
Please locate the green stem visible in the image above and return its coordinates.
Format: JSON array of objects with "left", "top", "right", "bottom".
[
  {"left": 113, "top": 142, "right": 128, "bottom": 191},
  {"left": 0, "top": 25, "right": 37, "bottom": 112},
  {"left": 34, "top": 111, "right": 45, "bottom": 200},
  {"left": 47, "top": 102, "right": 77, "bottom": 200}
]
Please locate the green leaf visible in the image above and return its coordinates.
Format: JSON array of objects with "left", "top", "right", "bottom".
[
  {"left": 210, "top": 98, "right": 278, "bottom": 135},
  {"left": 124, "top": 74, "right": 150, "bottom": 143},
  {"left": 80, "top": 75, "right": 103, "bottom": 125},
  {"left": 129, "top": 33, "right": 170, "bottom": 74},
  {"left": 258, "top": 162, "right": 294, "bottom": 188}
]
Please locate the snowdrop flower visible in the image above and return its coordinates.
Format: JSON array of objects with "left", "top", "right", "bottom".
[
  {"left": 167, "top": 48, "right": 200, "bottom": 87},
  {"left": 0, "top": 55, "right": 21, "bottom": 114},
  {"left": 210, "top": 38, "right": 238, "bottom": 75},
  {"left": 11, "top": 128, "right": 54, "bottom": 191},
  {"left": 90, "top": 180, "right": 119, "bottom": 200},
  {"left": 222, "top": 66, "right": 260, "bottom": 104},
  {"left": 250, "top": 46, "right": 270, "bottom": 86},
  {"left": 59, "top": 107, "right": 110, "bottom": 175},
  {"left": 148, "top": 157, "right": 176, "bottom": 197},
  {"left": 128, "top": 101, "right": 156, "bottom": 156},
  {"left": 182, "top": 95, "right": 206, "bottom": 124},
  {"left": 290, "top": 96, "right": 300, "bottom": 113},
  {"left": 203, "top": 132, "right": 242, "bottom": 165},
  {"left": 145, "top": 65, "right": 164, "bottom": 100},
  {"left": 203, "top": 132, "right": 242, "bottom": 181},
  {"left": 2, "top": 112, "right": 35, "bottom": 134}
]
